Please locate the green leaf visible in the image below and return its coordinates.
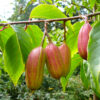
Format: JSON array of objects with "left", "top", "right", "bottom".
[
  {"left": 0, "top": 53, "right": 4, "bottom": 69},
  {"left": 60, "top": 54, "right": 83, "bottom": 91},
  {"left": 82, "top": 1, "right": 88, "bottom": 7},
  {"left": 0, "top": 36, "right": 4, "bottom": 51},
  {"left": 80, "top": 60, "right": 90, "bottom": 89},
  {"left": 66, "top": 21, "right": 84, "bottom": 57},
  {"left": 46, "top": 0, "right": 52, "bottom": 4},
  {"left": 60, "top": 76, "right": 67, "bottom": 92},
  {"left": 4, "top": 34, "right": 24, "bottom": 85},
  {"left": 13, "top": 26, "right": 34, "bottom": 63},
  {"left": 66, "top": 54, "right": 83, "bottom": 81},
  {"left": 0, "top": 26, "right": 14, "bottom": 50},
  {"left": 30, "top": 4, "right": 66, "bottom": 19},
  {"left": 26, "top": 25, "right": 47, "bottom": 48},
  {"left": 97, "top": 0, "right": 100, "bottom": 3},
  {"left": 88, "top": 21, "right": 100, "bottom": 97},
  {"left": 90, "top": 0, "right": 96, "bottom": 8}
]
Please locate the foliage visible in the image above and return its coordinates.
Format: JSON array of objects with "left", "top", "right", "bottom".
[
  {"left": 0, "top": 24, "right": 45, "bottom": 85},
  {"left": 30, "top": 4, "right": 66, "bottom": 19},
  {"left": 80, "top": 60, "right": 91, "bottom": 89},
  {"left": 25, "top": 25, "right": 47, "bottom": 48},
  {"left": 0, "top": 26, "right": 14, "bottom": 51},
  {"left": 87, "top": 21, "right": 100, "bottom": 97},
  {"left": 4, "top": 34, "right": 24, "bottom": 85},
  {"left": 0, "top": 0, "right": 100, "bottom": 99},
  {"left": 0, "top": 54, "right": 93, "bottom": 100},
  {"left": 60, "top": 54, "right": 83, "bottom": 92},
  {"left": 9, "top": 0, "right": 27, "bottom": 21},
  {"left": 0, "top": 69, "right": 93, "bottom": 100}
]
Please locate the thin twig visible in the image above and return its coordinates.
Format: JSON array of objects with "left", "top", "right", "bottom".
[{"left": 0, "top": 12, "right": 100, "bottom": 26}]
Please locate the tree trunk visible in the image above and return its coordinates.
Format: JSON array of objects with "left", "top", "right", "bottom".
[{"left": 93, "top": 94, "right": 100, "bottom": 100}]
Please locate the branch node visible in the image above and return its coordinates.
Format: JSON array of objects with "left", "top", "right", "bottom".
[{"left": 81, "top": 15, "right": 88, "bottom": 23}]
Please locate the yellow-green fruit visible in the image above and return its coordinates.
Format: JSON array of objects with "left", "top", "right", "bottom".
[
  {"left": 45, "top": 43, "right": 64, "bottom": 79},
  {"left": 25, "top": 46, "right": 45, "bottom": 90},
  {"left": 59, "top": 42, "right": 71, "bottom": 76}
]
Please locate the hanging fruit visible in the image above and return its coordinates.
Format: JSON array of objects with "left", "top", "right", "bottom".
[
  {"left": 78, "top": 19, "right": 92, "bottom": 59},
  {"left": 45, "top": 42, "right": 64, "bottom": 79},
  {"left": 25, "top": 46, "right": 45, "bottom": 90},
  {"left": 59, "top": 42, "right": 71, "bottom": 76}
]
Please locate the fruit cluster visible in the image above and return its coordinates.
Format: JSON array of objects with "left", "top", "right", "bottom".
[
  {"left": 25, "top": 19, "right": 92, "bottom": 91},
  {"left": 25, "top": 40, "right": 71, "bottom": 90}
]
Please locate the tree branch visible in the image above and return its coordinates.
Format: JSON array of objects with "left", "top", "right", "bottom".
[{"left": 0, "top": 12, "right": 100, "bottom": 26}]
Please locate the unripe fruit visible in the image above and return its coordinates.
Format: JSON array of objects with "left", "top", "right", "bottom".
[
  {"left": 78, "top": 21, "right": 92, "bottom": 59},
  {"left": 45, "top": 43, "right": 64, "bottom": 79},
  {"left": 25, "top": 46, "right": 45, "bottom": 90},
  {"left": 59, "top": 42, "right": 71, "bottom": 76}
]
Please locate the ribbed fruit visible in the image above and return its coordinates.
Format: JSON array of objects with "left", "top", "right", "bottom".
[
  {"left": 45, "top": 43, "right": 64, "bottom": 79},
  {"left": 59, "top": 42, "right": 71, "bottom": 76},
  {"left": 78, "top": 21, "right": 92, "bottom": 59},
  {"left": 25, "top": 46, "right": 45, "bottom": 90}
]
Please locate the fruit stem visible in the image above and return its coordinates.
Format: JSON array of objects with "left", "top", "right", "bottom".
[
  {"left": 44, "top": 21, "right": 52, "bottom": 43},
  {"left": 41, "top": 29, "right": 46, "bottom": 47},
  {"left": 63, "top": 21, "right": 66, "bottom": 41},
  {"left": 41, "top": 21, "right": 52, "bottom": 46}
]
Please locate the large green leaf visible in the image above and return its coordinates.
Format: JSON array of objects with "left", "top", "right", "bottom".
[
  {"left": 0, "top": 26, "right": 14, "bottom": 50},
  {"left": 13, "top": 26, "right": 34, "bottom": 63},
  {"left": 66, "top": 21, "right": 84, "bottom": 57},
  {"left": 66, "top": 54, "right": 83, "bottom": 81},
  {"left": 88, "top": 21, "right": 100, "bottom": 97},
  {"left": 30, "top": 4, "right": 66, "bottom": 19},
  {"left": 4, "top": 34, "right": 24, "bottom": 85},
  {"left": 80, "top": 60, "right": 91, "bottom": 89},
  {"left": 26, "top": 25, "right": 47, "bottom": 48},
  {"left": 60, "top": 54, "right": 83, "bottom": 92}
]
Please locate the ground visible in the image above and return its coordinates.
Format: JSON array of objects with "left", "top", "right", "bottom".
[{"left": 0, "top": 69, "right": 93, "bottom": 100}]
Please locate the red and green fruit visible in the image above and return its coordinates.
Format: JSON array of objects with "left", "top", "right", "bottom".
[
  {"left": 25, "top": 46, "right": 45, "bottom": 90},
  {"left": 59, "top": 42, "right": 71, "bottom": 76},
  {"left": 45, "top": 42, "right": 64, "bottom": 79},
  {"left": 78, "top": 21, "right": 92, "bottom": 59}
]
